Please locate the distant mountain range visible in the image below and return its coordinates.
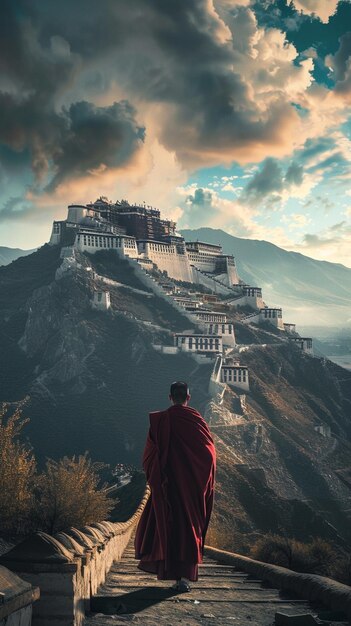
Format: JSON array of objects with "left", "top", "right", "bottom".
[
  {"left": 0, "top": 246, "right": 36, "bottom": 266},
  {"left": 181, "top": 228, "right": 351, "bottom": 329}
]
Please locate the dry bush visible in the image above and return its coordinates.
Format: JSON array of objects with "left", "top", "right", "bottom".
[
  {"left": 36, "top": 453, "right": 115, "bottom": 534},
  {"left": 251, "top": 534, "right": 294, "bottom": 568},
  {"left": 251, "top": 534, "right": 339, "bottom": 577},
  {"left": 0, "top": 401, "right": 36, "bottom": 534}
]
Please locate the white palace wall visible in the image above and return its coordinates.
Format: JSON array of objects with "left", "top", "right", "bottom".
[
  {"left": 75, "top": 232, "right": 138, "bottom": 258},
  {"left": 138, "top": 242, "right": 193, "bottom": 283}
]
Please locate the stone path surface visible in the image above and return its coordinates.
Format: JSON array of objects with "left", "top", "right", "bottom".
[{"left": 84, "top": 539, "right": 345, "bottom": 626}]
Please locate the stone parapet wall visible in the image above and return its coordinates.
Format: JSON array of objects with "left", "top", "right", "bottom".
[
  {"left": 0, "top": 487, "right": 150, "bottom": 626},
  {"left": 204, "top": 545, "right": 351, "bottom": 621},
  {"left": 0, "top": 565, "right": 39, "bottom": 626}
]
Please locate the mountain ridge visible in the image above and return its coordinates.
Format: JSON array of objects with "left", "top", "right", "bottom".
[
  {"left": 0, "top": 246, "right": 36, "bottom": 266},
  {"left": 180, "top": 227, "right": 351, "bottom": 328}
]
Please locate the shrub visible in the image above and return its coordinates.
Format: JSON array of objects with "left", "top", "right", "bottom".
[
  {"left": 251, "top": 534, "right": 294, "bottom": 568},
  {"left": 251, "top": 534, "right": 338, "bottom": 577},
  {"left": 36, "top": 453, "right": 115, "bottom": 534},
  {"left": 0, "top": 401, "right": 36, "bottom": 534}
]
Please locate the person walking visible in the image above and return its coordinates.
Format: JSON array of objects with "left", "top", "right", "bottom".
[{"left": 135, "top": 381, "right": 216, "bottom": 592}]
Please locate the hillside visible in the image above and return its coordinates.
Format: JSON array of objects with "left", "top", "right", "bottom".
[
  {"left": 0, "top": 245, "right": 210, "bottom": 464},
  {"left": 0, "top": 246, "right": 36, "bottom": 266},
  {"left": 0, "top": 244, "right": 350, "bottom": 551},
  {"left": 181, "top": 228, "right": 351, "bottom": 328},
  {"left": 207, "top": 342, "right": 351, "bottom": 550}
]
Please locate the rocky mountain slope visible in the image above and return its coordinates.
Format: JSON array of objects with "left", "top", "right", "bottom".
[
  {"left": 0, "top": 245, "right": 211, "bottom": 464},
  {"left": 0, "top": 246, "right": 36, "bottom": 266},
  {"left": 181, "top": 228, "right": 351, "bottom": 328},
  {"left": 0, "top": 244, "right": 350, "bottom": 550},
  {"left": 207, "top": 343, "right": 351, "bottom": 550}
]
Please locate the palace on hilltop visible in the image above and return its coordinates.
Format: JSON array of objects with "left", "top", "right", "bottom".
[
  {"left": 50, "top": 196, "right": 313, "bottom": 385},
  {"left": 50, "top": 197, "right": 239, "bottom": 286}
]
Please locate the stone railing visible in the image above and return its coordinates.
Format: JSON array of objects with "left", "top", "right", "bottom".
[
  {"left": 0, "top": 486, "right": 150, "bottom": 626},
  {"left": 204, "top": 545, "right": 351, "bottom": 621},
  {"left": 0, "top": 565, "right": 39, "bottom": 626}
]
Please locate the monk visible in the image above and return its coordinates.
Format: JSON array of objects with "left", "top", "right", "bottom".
[{"left": 135, "top": 381, "right": 216, "bottom": 592}]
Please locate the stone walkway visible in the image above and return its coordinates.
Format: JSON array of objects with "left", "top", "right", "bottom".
[{"left": 83, "top": 537, "right": 349, "bottom": 626}]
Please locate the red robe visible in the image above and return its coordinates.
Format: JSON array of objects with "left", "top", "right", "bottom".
[{"left": 134, "top": 404, "right": 216, "bottom": 581}]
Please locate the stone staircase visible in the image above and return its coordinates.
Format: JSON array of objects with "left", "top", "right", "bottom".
[{"left": 84, "top": 536, "right": 337, "bottom": 626}]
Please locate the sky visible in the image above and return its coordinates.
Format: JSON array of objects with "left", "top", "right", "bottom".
[{"left": 0, "top": 0, "right": 351, "bottom": 267}]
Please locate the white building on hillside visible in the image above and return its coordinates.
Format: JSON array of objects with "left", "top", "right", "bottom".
[
  {"left": 173, "top": 296, "right": 202, "bottom": 309},
  {"left": 260, "top": 308, "right": 284, "bottom": 329},
  {"left": 92, "top": 290, "right": 111, "bottom": 311},
  {"left": 191, "top": 310, "right": 227, "bottom": 324},
  {"left": 174, "top": 333, "right": 222, "bottom": 354},
  {"left": 242, "top": 307, "right": 284, "bottom": 329},
  {"left": 75, "top": 229, "right": 138, "bottom": 258},
  {"left": 291, "top": 337, "right": 313, "bottom": 354},
  {"left": 206, "top": 322, "right": 236, "bottom": 347},
  {"left": 221, "top": 363, "right": 249, "bottom": 391}
]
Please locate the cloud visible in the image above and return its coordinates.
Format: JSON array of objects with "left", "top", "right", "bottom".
[
  {"left": 244, "top": 158, "right": 284, "bottom": 201},
  {"left": 0, "top": 93, "right": 145, "bottom": 192},
  {"left": 177, "top": 184, "right": 256, "bottom": 233},
  {"left": 296, "top": 220, "right": 351, "bottom": 267},
  {"left": 0, "top": 0, "right": 350, "bottom": 257},
  {"left": 285, "top": 162, "right": 304, "bottom": 186},
  {"left": 0, "top": 3, "right": 146, "bottom": 192},
  {"left": 291, "top": 0, "right": 339, "bottom": 23},
  {"left": 281, "top": 212, "right": 311, "bottom": 230},
  {"left": 0, "top": 0, "right": 318, "bottom": 176},
  {"left": 0, "top": 196, "right": 35, "bottom": 222},
  {"left": 326, "top": 32, "right": 351, "bottom": 100},
  {"left": 47, "top": 100, "right": 145, "bottom": 190},
  {"left": 240, "top": 156, "right": 318, "bottom": 208}
]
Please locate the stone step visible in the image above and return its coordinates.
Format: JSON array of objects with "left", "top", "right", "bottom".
[
  {"left": 91, "top": 591, "right": 308, "bottom": 617},
  {"left": 86, "top": 539, "right": 325, "bottom": 625},
  {"left": 108, "top": 576, "right": 261, "bottom": 587}
]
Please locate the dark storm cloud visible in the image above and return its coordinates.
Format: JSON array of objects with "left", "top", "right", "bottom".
[
  {"left": 0, "top": 1, "right": 145, "bottom": 189},
  {"left": 48, "top": 101, "right": 145, "bottom": 190},
  {"left": 0, "top": 0, "right": 301, "bottom": 179},
  {"left": 0, "top": 91, "right": 144, "bottom": 189}
]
